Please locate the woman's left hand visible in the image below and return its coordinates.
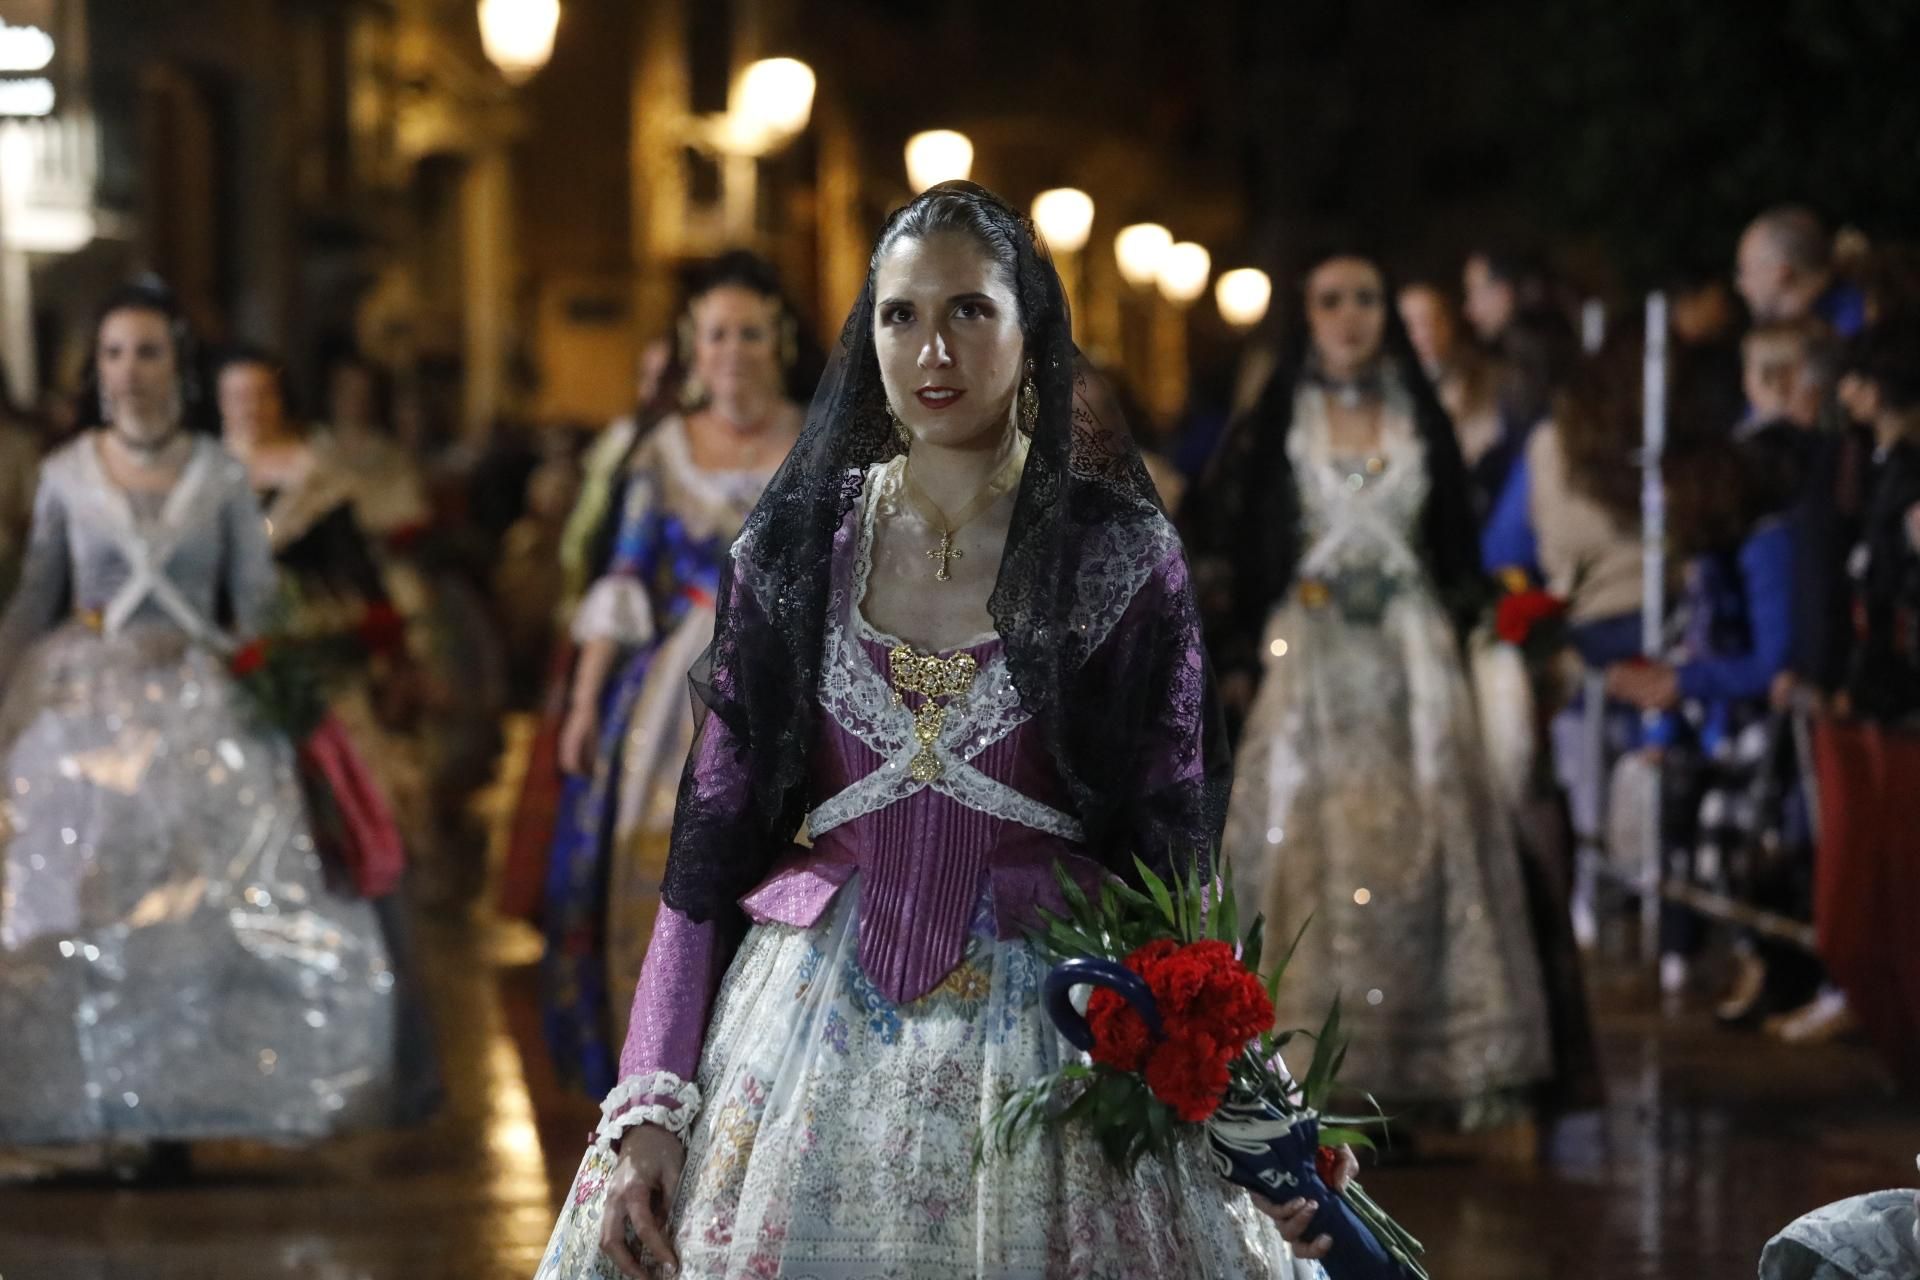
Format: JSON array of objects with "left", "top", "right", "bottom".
[
  {"left": 1250, "top": 1144, "right": 1357, "bottom": 1260},
  {"left": 1323, "top": 1143, "right": 1360, "bottom": 1193}
]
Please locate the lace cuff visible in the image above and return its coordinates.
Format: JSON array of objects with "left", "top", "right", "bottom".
[
  {"left": 594, "top": 1071, "right": 703, "bottom": 1152},
  {"left": 572, "top": 576, "right": 656, "bottom": 645}
]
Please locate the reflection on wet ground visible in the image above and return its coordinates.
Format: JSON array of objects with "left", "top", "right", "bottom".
[{"left": 2, "top": 919, "right": 1914, "bottom": 1279}]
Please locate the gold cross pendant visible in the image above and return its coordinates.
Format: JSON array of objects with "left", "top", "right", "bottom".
[{"left": 927, "top": 528, "right": 963, "bottom": 581}]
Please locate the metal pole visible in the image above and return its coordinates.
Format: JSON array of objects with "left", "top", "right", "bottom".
[{"left": 1640, "top": 292, "right": 1668, "bottom": 964}]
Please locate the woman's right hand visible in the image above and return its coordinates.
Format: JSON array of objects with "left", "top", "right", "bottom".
[
  {"left": 559, "top": 700, "right": 600, "bottom": 776},
  {"left": 599, "top": 1124, "right": 685, "bottom": 1278}
]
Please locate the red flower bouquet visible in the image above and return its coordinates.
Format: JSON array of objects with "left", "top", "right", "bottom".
[
  {"left": 984, "top": 860, "right": 1428, "bottom": 1279},
  {"left": 224, "top": 607, "right": 410, "bottom": 898},
  {"left": 1495, "top": 587, "right": 1569, "bottom": 653}
]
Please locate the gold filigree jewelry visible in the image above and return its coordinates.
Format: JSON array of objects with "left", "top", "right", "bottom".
[
  {"left": 1018, "top": 375, "right": 1039, "bottom": 436},
  {"left": 888, "top": 645, "right": 979, "bottom": 782}
]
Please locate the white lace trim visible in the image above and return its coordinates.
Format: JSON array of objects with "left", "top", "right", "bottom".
[
  {"left": 645, "top": 415, "right": 782, "bottom": 544},
  {"left": 594, "top": 1071, "right": 703, "bottom": 1151},
  {"left": 571, "top": 575, "right": 657, "bottom": 645},
  {"left": 808, "top": 460, "right": 1083, "bottom": 843}
]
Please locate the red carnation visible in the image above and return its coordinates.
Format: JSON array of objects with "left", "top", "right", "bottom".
[
  {"left": 1316, "top": 1144, "right": 1342, "bottom": 1186},
  {"left": 357, "top": 602, "right": 408, "bottom": 656},
  {"left": 230, "top": 639, "right": 270, "bottom": 677},
  {"left": 1086, "top": 937, "right": 1276, "bottom": 1125},
  {"left": 1144, "top": 1030, "right": 1233, "bottom": 1122},
  {"left": 1495, "top": 589, "right": 1567, "bottom": 648}
]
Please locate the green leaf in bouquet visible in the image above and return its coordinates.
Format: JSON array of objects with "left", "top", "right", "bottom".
[
  {"left": 1241, "top": 912, "right": 1265, "bottom": 978},
  {"left": 1132, "top": 857, "right": 1179, "bottom": 928},
  {"left": 1186, "top": 858, "right": 1206, "bottom": 943},
  {"left": 1302, "top": 995, "right": 1344, "bottom": 1110},
  {"left": 1265, "top": 913, "right": 1313, "bottom": 1006},
  {"left": 1211, "top": 859, "right": 1239, "bottom": 945},
  {"left": 1055, "top": 860, "right": 1094, "bottom": 921},
  {"left": 1146, "top": 1095, "right": 1173, "bottom": 1152},
  {"left": 1316, "top": 1126, "right": 1378, "bottom": 1152}
]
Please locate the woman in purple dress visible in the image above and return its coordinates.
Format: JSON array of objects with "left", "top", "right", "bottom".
[{"left": 534, "top": 184, "right": 1335, "bottom": 1278}]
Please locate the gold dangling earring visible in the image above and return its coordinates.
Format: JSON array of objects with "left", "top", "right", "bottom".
[
  {"left": 888, "top": 402, "right": 911, "bottom": 451},
  {"left": 1018, "top": 374, "right": 1039, "bottom": 436}
]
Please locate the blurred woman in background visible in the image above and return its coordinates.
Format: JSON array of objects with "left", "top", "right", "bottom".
[{"left": 1190, "top": 247, "right": 1553, "bottom": 1136}]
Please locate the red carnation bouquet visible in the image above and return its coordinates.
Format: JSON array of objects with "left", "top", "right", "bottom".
[
  {"left": 225, "top": 603, "right": 409, "bottom": 897},
  {"left": 985, "top": 860, "right": 1428, "bottom": 1279}
]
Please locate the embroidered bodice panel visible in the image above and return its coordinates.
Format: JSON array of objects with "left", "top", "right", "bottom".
[
  {"left": 0, "top": 437, "right": 276, "bottom": 680},
  {"left": 808, "top": 458, "right": 1083, "bottom": 844},
  {"left": 1288, "top": 385, "right": 1431, "bottom": 585}
]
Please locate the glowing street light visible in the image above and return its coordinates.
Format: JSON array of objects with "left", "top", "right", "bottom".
[
  {"left": 1114, "top": 223, "right": 1173, "bottom": 289},
  {"left": 1031, "top": 188, "right": 1095, "bottom": 255},
  {"left": 732, "top": 57, "right": 816, "bottom": 147},
  {"left": 905, "top": 130, "right": 974, "bottom": 192},
  {"left": 1215, "top": 268, "right": 1273, "bottom": 328},
  {"left": 1156, "top": 242, "right": 1211, "bottom": 306},
  {"left": 478, "top": 0, "right": 561, "bottom": 85}
]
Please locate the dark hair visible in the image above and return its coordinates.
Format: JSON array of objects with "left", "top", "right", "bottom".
[
  {"left": 872, "top": 183, "right": 1039, "bottom": 335},
  {"left": 1496, "top": 306, "right": 1580, "bottom": 434},
  {"left": 1669, "top": 443, "right": 1787, "bottom": 557},
  {"left": 1552, "top": 344, "right": 1649, "bottom": 528},
  {"left": 216, "top": 343, "right": 300, "bottom": 422},
  {"left": 1468, "top": 245, "right": 1555, "bottom": 312},
  {"left": 79, "top": 277, "right": 211, "bottom": 432},
  {"left": 1850, "top": 321, "right": 1920, "bottom": 413},
  {"left": 691, "top": 249, "right": 789, "bottom": 304}
]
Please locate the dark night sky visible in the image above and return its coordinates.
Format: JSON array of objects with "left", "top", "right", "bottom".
[{"left": 797, "top": 0, "right": 1920, "bottom": 293}]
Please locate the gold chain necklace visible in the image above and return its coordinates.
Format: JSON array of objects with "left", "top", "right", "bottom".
[{"left": 899, "top": 442, "right": 1026, "bottom": 582}]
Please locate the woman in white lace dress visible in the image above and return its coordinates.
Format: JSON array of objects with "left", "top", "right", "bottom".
[
  {"left": 532, "top": 184, "right": 1339, "bottom": 1279},
  {"left": 1189, "top": 249, "right": 1553, "bottom": 1132}
]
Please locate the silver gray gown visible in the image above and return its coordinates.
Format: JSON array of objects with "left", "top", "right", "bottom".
[
  {"left": 0, "top": 434, "right": 405, "bottom": 1145},
  {"left": 1222, "top": 385, "right": 1552, "bottom": 1125}
]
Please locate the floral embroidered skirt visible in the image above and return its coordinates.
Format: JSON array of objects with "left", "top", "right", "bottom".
[{"left": 536, "top": 880, "right": 1321, "bottom": 1279}]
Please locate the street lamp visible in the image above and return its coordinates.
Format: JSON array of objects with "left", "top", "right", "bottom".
[
  {"left": 1156, "top": 242, "right": 1211, "bottom": 306},
  {"left": 684, "top": 56, "right": 816, "bottom": 242},
  {"left": 905, "top": 130, "right": 973, "bottom": 192},
  {"left": 1215, "top": 268, "right": 1272, "bottom": 328},
  {"left": 732, "top": 57, "right": 816, "bottom": 145},
  {"left": 1030, "top": 188, "right": 1094, "bottom": 254},
  {"left": 478, "top": 0, "right": 561, "bottom": 85},
  {"left": 1114, "top": 223, "right": 1173, "bottom": 289}
]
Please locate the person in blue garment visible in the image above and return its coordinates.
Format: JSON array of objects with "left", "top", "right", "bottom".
[
  {"left": 1607, "top": 434, "right": 1800, "bottom": 992},
  {"left": 542, "top": 252, "right": 805, "bottom": 1095},
  {"left": 1736, "top": 206, "right": 1867, "bottom": 342}
]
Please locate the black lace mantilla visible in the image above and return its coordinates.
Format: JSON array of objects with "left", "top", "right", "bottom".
[{"left": 661, "top": 182, "right": 1230, "bottom": 924}]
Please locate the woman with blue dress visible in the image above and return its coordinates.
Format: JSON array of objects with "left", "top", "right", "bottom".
[{"left": 543, "top": 253, "right": 803, "bottom": 1094}]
